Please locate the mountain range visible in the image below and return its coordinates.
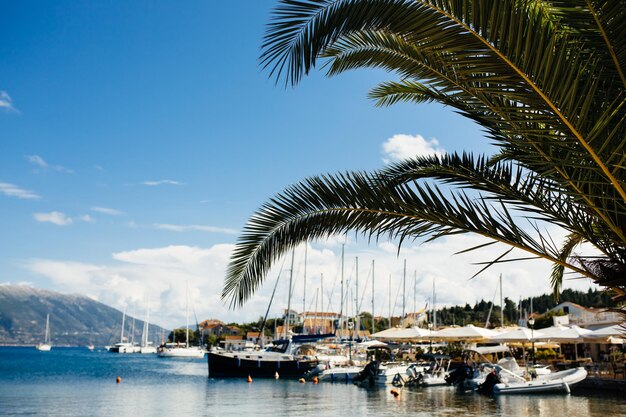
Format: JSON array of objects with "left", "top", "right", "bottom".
[{"left": 0, "top": 285, "right": 169, "bottom": 346}]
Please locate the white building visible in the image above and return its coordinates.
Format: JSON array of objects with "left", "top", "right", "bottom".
[{"left": 549, "top": 302, "right": 623, "bottom": 330}]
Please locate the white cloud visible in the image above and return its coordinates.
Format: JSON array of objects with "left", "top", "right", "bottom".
[
  {"left": 25, "top": 154, "right": 74, "bottom": 174},
  {"left": 33, "top": 211, "right": 73, "bottom": 226},
  {"left": 141, "top": 180, "right": 183, "bottom": 186},
  {"left": 0, "top": 182, "right": 40, "bottom": 199},
  {"left": 24, "top": 245, "right": 236, "bottom": 328},
  {"left": 91, "top": 206, "right": 125, "bottom": 216},
  {"left": 26, "top": 155, "right": 48, "bottom": 168},
  {"left": 22, "top": 228, "right": 601, "bottom": 329},
  {"left": 154, "top": 223, "right": 238, "bottom": 235},
  {"left": 79, "top": 214, "right": 94, "bottom": 223},
  {"left": 381, "top": 134, "right": 446, "bottom": 164},
  {"left": 0, "top": 91, "right": 17, "bottom": 112}
]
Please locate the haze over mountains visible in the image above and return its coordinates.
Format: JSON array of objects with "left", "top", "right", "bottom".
[{"left": 0, "top": 285, "right": 168, "bottom": 346}]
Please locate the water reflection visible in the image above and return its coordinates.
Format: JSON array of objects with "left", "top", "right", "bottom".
[
  {"left": 495, "top": 394, "right": 593, "bottom": 417},
  {"left": 1, "top": 348, "right": 624, "bottom": 417}
]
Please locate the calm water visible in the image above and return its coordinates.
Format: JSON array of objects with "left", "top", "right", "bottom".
[{"left": 0, "top": 347, "right": 624, "bottom": 416}]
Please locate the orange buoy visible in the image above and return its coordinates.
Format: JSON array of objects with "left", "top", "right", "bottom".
[
  {"left": 312, "top": 376, "right": 319, "bottom": 384},
  {"left": 299, "top": 378, "right": 306, "bottom": 383},
  {"left": 390, "top": 389, "right": 400, "bottom": 397},
  {"left": 247, "top": 375, "right": 253, "bottom": 383},
  {"left": 116, "top": 376, "right": 122, "bottom": 384}
]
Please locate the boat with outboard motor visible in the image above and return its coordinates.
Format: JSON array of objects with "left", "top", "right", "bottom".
[
  {"left": 444, "top": 346, "right": 540, "bottom": 389},
  {"left": 442, "top": 346, "right": 583, "bottom": 395},
  {"left": 207, "top": 334, "right": 333, "bottom": 378},
  {"left": 479, "top": 365, "right": 587, "bottom": 395},
  {"left": 352, "top": 345, "right": 428, "bottom": 387},
  {"left": 398, "top": 354, "right": 454, "bottom": 387}
]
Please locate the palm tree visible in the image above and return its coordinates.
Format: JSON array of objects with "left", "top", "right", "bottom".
[{"left": 223, "top": 0, "right": 626, "bottom": 312}]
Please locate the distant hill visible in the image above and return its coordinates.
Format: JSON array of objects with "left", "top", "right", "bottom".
[{"left": 0, "top": 285, "right": 168, "bottom": 347}]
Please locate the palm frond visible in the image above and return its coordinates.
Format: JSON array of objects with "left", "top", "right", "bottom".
[
  {"left": 223, "top": 166, "right": 596, "bottom": 306},
  {"left": 261, "top": 0, "right": 626, "bottom": 235},
  {"left": 550, "top": 232, "right": 585, "bottom": 300}
]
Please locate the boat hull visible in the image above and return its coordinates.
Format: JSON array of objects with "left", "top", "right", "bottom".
[
  {"left": 493, "top": 367, "right": 587, "bottom": 395},
  {"left": 207, "top": 352, "right": 318, "bottom": 378},
  {"left": 318, "top": 366, "right": 364, "bottom": 382},
  {"left": 158, "top": 347, "right": 205, "bottom": 358}
]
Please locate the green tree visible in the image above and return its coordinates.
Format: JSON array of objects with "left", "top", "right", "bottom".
[
  {"left": 168, "top": 328, "right": 198, "bottom": 345},
  {"left": 223, "top": 1, "right": 626, "bottom": 318}
]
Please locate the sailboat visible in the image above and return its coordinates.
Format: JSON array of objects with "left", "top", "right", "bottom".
[
  {"left": 36, "top": 314, "right": 52, "bottom": 351},
  {"left": 157, "top": 284, "right": 205, "bottom": 358},
  {"left": 108, "top": 307, "right": 133, "bottom": 353},
  {"left": 140, "top": 308, "right": 157, "bottom": 354}
]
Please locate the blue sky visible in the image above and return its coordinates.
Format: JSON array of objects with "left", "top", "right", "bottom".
[{"left": 1, "top": 1, "right": 596, "bottom": 328}]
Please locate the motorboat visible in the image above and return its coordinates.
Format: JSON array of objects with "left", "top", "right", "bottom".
[
  {"left": 207, "top": 335, "right": 322, "bottom": 378},
  {"left": 446, "top": 346, "right": 552, "bottom": 391},
  {"left": 317, "top": 364, "right": 364, "bottom": 382},
  {"left": 353, "top": 345, "right": 426, "bottom": 387},
  {"left": 108, "top": 342, "right": 134, "bottom": 353},
  {"left": 481, "top": 366, "right": 587, "bottom": 395},
  {"left": 157, "top": 342, "right": 205, "bottom": 358},
  {"left": 417, "top": 354, "right": 453, "bottom": 386}
]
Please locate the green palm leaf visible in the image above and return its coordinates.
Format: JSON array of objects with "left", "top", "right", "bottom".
[
  {"left": 223, "top": 160, "right": 602, "bottom": 306},
  {"left": 225, "top": 0, "right": 626, "bottom": 308}
]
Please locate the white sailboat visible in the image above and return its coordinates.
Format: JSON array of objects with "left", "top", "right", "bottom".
[
  {"left": 140, "top": 308, "right": 157, "bottom": 354},
  {"left": 157, "top": 284, "right": 205, "bottom": 358},
  {"left": 36, "top": 314, "right": 52, "bottom": 351},
  {"left": 108, "top": 307, "right": 133, "bottom": 353}
]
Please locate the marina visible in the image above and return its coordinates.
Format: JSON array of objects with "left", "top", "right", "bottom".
[
  {"left": 3, "top": 1, "right": 626, "bottom": 416},
  {"left": 1, "top": 346, "right": 625, "bottom": 417}
]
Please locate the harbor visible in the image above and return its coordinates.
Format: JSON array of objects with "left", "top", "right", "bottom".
[
  {"left": 1, "top": 346, "right": 625, "bottom": 417},
  {"left": 3, "top": 0, "right": 626, "bottom": 415}
]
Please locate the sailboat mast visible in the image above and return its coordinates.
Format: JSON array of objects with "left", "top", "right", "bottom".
[
  {"left": 402, "top": 259, "right": 406, "bottom": 326},
  {"left": 340, "top": 243, "right": 344, "bottom": 340},
  {"left": 303, "top": 245, "right": 307, "bottom": 317},
  {"left": 371, "top": 260, "right": 375, "bottom": 335},
  {"left": 413, "top": 270, "right": 417, "bottom": 325},
  {"left": 388, "top": 274, "right": 391, "bottom": 329},
  {"left": 131, "top": 314, "right": 136, "bottom": 345},
  {"left": 120, "top": 307, "right": 126, "bottom": 343},
  {"left": 355, "top": 257, "right": 359, "bottom": 319},
  {"left": 433, "top": 278, "right": 437, "bottom": 329},
  {"left": 315, "top": 287, "right": 319, "bottom": 333},
  {"left": 45, "top": 314, "right": 50, "bottom": 344},
  {"left": 186, "top": 283, "right": 189, "bottom": 348},
  {"left": 285, "top": 249, "right": 295, "bottom": 339},
  {"left": 320, "top": 273, "right": 324, "bottom": 332},
  {"left": 145, "top": 308, "right": 150, "bottom": 346},
  {"left": 500, "top": 274, "right": 504, "bottom": 328}
]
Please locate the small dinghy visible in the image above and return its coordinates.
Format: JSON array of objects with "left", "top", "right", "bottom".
[{"left": 481, "top": 366, "right": 587, "bottom": 395}]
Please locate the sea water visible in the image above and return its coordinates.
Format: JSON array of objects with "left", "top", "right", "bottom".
[{"left": 0, "top": 347, "right": 624, "bottom": 416}]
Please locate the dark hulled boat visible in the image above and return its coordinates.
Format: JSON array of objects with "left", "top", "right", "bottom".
[{"left": 207, "top": 335, "right": 332, "bottom": 378}]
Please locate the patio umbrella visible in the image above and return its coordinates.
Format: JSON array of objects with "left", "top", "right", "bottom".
[
  {"left": 489, "top": 327, "right": 546, "bottom": 343},
  {"left": 431, "top": 325, "right": 498, "bottom": 342},
  {"left": 583, "top": 324, "right": 626, "bottom": 344},
  {"left": 489, "top": 326, "right": 547, "bottom": 364},
  {"left": 370, "top": 326, "right": 431, "bottom": 341},
  {"left": 534, "top": 325, "right": 592, "bottom": 360},
  {"left": 534, "top": 325, "right": 592, "bottom": 342},
  {"left": 357, "top": 339, "right": 388, "bottom": 347}
]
